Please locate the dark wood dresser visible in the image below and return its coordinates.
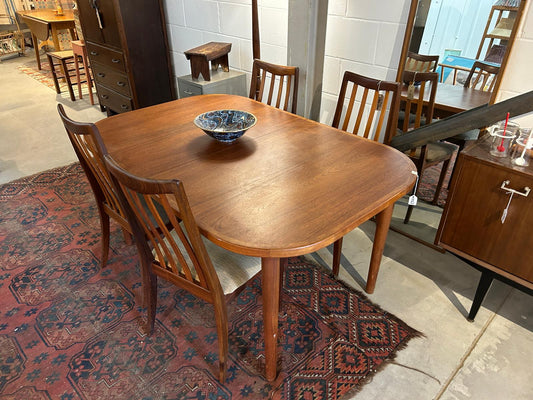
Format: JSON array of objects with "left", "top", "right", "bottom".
[
  {"left": 436, "top": 136, "right": 533, "bottom": 319},
  {"left": 76, "top": 0, "right": 174, "bottom": 115}
]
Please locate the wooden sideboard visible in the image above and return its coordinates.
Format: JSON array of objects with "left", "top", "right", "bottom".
[
  {"left": 77, "top": 0, "right": 173, "bottom": 115},
  {"left": 436, "top": 136, "right": 533, "bottom": 320}
]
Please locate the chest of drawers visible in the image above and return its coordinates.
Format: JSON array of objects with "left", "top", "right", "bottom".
[{"left": 77, "top": 0, "right": 174, "bottom": 115}]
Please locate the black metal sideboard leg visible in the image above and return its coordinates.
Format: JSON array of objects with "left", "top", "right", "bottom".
[{"left": 467, "top": 271, "right": 494, "bottom": 321}]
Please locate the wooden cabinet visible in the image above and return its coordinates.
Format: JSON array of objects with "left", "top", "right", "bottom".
[
  {"left": 436, "top": 137, "right": 533, "bottom": 319},
  {"left": 77, "top": 0, "right": 173, "bottom": 114}
]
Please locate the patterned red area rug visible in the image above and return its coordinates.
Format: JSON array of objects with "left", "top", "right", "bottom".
[{"left": 0, "top": 164, "right": 422, "bottom": 399}]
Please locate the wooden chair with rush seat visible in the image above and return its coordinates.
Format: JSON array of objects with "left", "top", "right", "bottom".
[{"left": 330, "top": 70, "right": 401, "bottom": 276}]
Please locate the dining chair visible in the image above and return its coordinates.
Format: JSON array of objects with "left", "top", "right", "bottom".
[
  {"left": 57, "top": 104, "right": 132, "bottom": 267},
  {"left": 249, "top": 59, "right": 299, "bottom": 114},
  {"left": 397, "top": 70, "right": 457, "bottom": 223},
  {"left": 448, "top": 61, "right": 501, "bottom": 151},
  {"left": 330, "top": 70, "right": 400, "bottom": 275},
  {"left": 71, "top": 40, "right": 95, "bottom": 105},
  {"left": 405, "top": 51, "right": 439, "bottom": 73},
  {"left": 464, "top": 60, "right": 500, "bottom": 92},
  {"left": 104, "top": 154, "right": 260, "bottom": 383}
]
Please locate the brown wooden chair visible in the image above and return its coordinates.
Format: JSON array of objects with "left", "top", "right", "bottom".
[
  {"left": 397, "top": 71, "right": 457, "bottom": 223},
  {"left": 249, "top": 59, "right": 299, "bottom": 114},
  {"left": 464, "top": 60, "right": 500, "bottom": 92},
  {"left": 103, "top": 155, "right": 234, "bottom": 383},
  {"left": 330, "top": 71, "right": 401, "bottom": 275},
  {"left": 405, "top": 51, "right": 439, "bottom": 73},
  {"left": 71, "top": 40, "right": 95, "bottom": 105},
  {"left": 57, "top": 104, "right": 131, "bottom": 267},
  {"left": 449, "top": 62, "right": 501, "bottom": 151}
]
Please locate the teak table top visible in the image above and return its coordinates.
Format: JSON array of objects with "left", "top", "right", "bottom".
[
  {"left": 402, "top": 82, "right": 492, "bottom": 117},
  {"left": 96, "top": 94, "right": 416, "bottom": 381}
]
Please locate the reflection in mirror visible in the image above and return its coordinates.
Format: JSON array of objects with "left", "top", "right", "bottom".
[{"left": 390, "top": 0, "right": 526, "bottom": 249}]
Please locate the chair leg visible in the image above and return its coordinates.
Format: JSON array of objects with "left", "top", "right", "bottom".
[
  {"left": 332, "top": 237, "right": 343, "bottom": 276},
  {"left": 73, "top": 54, "right": 83, "bottom": 100},
  {"left": 47, "top": 54, "right": 61, "bottom": 94},
  {"left": 144, "top": 267, "right": 158, "bottom": 335},
  {"left": 213, "top": 301, "right": 228, "bottom": 383},
  {"left": 82, "top": 52, "right": 95, "bottom": 105},
  {"left": 99, "top": 208, "right": 110, "bottom": 268},
  {"left": 60, "top": 58, "right": 76, "bottom": 101},
  {"left": 432, "top": 158, "right": 451, "bottom": 205}
]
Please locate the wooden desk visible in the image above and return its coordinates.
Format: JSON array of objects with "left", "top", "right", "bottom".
[
  {"left": 17, "top": 9, "right": 76, "bottom": 70},
  {"left": 96, "top": 94, "right": 416, "bottom": 381},
  {"left": 402, "top": 82, "right": 492, "bottom": 118}
]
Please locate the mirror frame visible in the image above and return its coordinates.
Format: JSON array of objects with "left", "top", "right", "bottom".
[{"left": 395, "top": 0, "right": 528, "bottom": 105}]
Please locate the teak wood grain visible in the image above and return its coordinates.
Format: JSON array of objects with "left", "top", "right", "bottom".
[
  {"left": 96, "top": 94, "right": 416, "bottom": 381},
  {"left": 401, "top": 82, "right": 491, "bottom": 117}
]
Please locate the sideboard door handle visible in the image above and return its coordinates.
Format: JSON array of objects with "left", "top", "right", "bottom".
[{"left": 500, "top": 180, "right": 531, "bottom": 197}]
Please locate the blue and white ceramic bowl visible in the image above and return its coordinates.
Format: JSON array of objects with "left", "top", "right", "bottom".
[{"left": 194, "top": 110, "right": 257, "bottom": 142}]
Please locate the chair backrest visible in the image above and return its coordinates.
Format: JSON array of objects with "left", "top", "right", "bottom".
[
  {"left": 332, "top": 71, "right": 400, "bottom": 144},
  {"left": 103, "top": 154, "right": 225, "bottom": 307},
  {"left": 400, "top": 70, "right": 439, "bottom": 132},
  {"left": 57, "top": 104, "right": 129, "bottom": 228},
  {"left": 405, "top": 52, "right": 439, "bottom": 72},
  {"left": 249, "top": 59, "right": 299, "bottom": 114},
  {"left": 464, "top": 61, "right": 500, "bottom": 92}
]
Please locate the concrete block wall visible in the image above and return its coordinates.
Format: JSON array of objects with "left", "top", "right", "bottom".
[
  {"left": 163, "top": 0, "right": 289, "bottom": 93},
  {"left": 319, "top": 0, "right": 411, "bottom": 125}
]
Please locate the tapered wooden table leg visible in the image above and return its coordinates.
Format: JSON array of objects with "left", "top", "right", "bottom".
[
  {"left": 365, "top": 204, "right": 394, "bottom": 294},
  {"left": 262, "top": 257, "right": 280, "bottom": 381}
]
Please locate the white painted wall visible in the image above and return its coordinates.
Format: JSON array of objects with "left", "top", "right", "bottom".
[
  {"left": 162, "top": 0, "right": 533, "bottom": 129},
  {"left": 162, "top": 0, "right": 289, "bottom": 93},
  {"left": 319, "top": 0, "right": 412, "bottom": 125}
]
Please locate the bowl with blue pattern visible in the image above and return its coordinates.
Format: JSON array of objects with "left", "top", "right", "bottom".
[{"left": 194, "top": 110, "right": 257, "bottom": 142}]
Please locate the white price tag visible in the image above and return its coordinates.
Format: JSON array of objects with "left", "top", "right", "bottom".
[{"left": 408, "top": 195, "right": 418, "bottom": 206}]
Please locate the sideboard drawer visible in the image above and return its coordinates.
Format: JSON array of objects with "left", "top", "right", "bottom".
[
  {"left": 86, "top": 41, "right": 126, "bottom": 72},
  {"left": 92, "top": 63, "right": 131, "bottom": 97},
  {"left": 96, "top": 84, "right": 133, "bottom": 114}
]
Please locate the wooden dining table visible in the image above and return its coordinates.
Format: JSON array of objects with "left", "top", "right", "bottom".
[
  {"left": 96, "top": 94, "right": 416, "bottom": 381},
  {"left": 402, "top": 82, "right": 492, "bottom": 118},
  {"left": 17, "top": 9, "right": 77, "bottom": 70}
]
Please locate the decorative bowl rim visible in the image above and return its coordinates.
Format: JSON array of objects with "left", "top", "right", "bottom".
[{"left": 193, "top": 109, "right": 257, "bottom": 133}]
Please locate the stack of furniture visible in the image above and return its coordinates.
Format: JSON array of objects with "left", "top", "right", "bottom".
[{"left": 76, "top": 0, "right": 173, "bottom": 115}]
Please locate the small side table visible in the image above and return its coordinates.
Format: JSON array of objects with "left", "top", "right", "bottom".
[{"left": 177, "top": 70, "right": 247, "bottom": 99}]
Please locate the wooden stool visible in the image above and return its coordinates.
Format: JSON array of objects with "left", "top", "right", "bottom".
[
  {"left": 71, "top": 40, "right": 95, "bottom": 105},
  {"left": 46, "top": 50, "right": 76, "bottom": 101},
  {"left": 184, "top": 42, "right": 231, "bottom": 81}
]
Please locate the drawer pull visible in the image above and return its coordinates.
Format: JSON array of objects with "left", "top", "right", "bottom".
[
  {"left": 184, "top": 90, "right": 194, "bottom": 95},
  {"left": 500, "top": 180, "right": 530, "bottom": 197},
  {"left": 112, "top": 58, "right": 121, "bottom": 63},
  {"left": 97, "top": 72, "right": 105, "bottom": 78},
  {"left": 101, "top": 94, "right": 109, "bottom": 100},
  {"left": 116, "top": 81, "right": 126, "bottom": 87},
  {"left": 90, "top": 51, "right": 98, "bottom": 56},
  {"left": 120, "top": 104, "right": 129, "bottom": 109}
]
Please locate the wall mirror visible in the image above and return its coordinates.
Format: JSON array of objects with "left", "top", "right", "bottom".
[{"left": 390, "top": 0, "right": 527, "bottom": 249}]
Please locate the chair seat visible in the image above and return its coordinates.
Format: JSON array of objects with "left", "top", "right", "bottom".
[{"left": 408, "top": 141, "right": 457, "bottom": 163}]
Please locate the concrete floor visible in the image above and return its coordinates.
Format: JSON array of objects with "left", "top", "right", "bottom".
[{"left": 1, "top": 51, "right": 531, "bottom": 399}]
